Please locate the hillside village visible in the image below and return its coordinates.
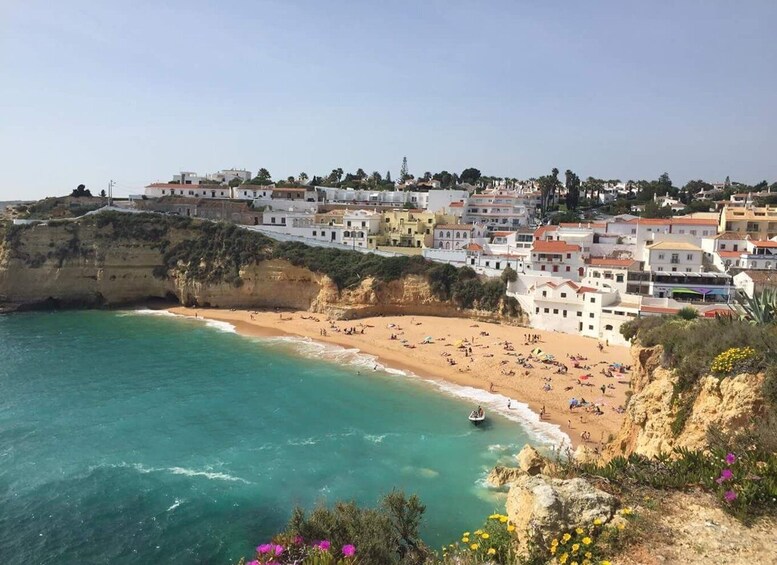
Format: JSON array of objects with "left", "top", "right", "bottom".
[{"left": 9, "top": 166, "right": 777, "bottom": 346}]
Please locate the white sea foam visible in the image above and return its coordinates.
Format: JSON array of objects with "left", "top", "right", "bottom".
[
  {"left": 167, "top": 499, "right": 184, "bottom": 512},
  {"left": 203, "top": 319, "right": 237, "bottom": 333},
  {"left": 121, "top": 308, "right": 177, "bottom": 318},
  {"left": 118, "top": 462, "right": 250, "bottom": 484},
  {"left": 364, "top": 434, "right": 386, "bottom": 444},
  {"left": 259, "top": 335, "right": 570, "bottom": 449}
]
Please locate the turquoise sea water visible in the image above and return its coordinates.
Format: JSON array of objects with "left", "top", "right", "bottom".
[{"left": 0, "top": 311, "right": 560, "bottom": 564}]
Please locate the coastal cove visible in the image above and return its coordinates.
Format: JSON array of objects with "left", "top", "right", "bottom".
[{"left": 1, "top": 310, "right": 558, "bottom": 564}]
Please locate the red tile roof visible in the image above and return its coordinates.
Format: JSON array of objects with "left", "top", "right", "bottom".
[
  {"left": 586, "top": 257, "right": 637, "bottom": 268},
  {"left": 492, "top": 231, "right": 515, "bottom": 236},
  {"left": 718, "top": 251, "right": 743, "bottom": 258},
  {"left": 670, "top": 218, "right": 719, "bottom": 226},
  {"left": 449, "top": 201, "right": 464, "bottom": 207},
  {"left": 532, "top": 240, "right": 582, "bottom": 253},
  {"left": 533, "top": 225, "right": 558, "bottom": 239},
  {"left": 464, "top": 243, "right": 483, "bottom": 251},
  {"left": 576, "top": 286, "right": 598, "bottom": 294},
  {"left": 751, "top": 240, "right": 777, "bottom": 248}
]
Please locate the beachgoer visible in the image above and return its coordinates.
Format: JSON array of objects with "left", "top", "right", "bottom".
[{"left": 507, "top": 399, "right": 512, "bottom": 409}]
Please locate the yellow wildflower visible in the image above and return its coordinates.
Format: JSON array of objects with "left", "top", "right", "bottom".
[
  {"left": 499, "top": 516, "right": 508, "bottom": 523},
  {"left": 572, "top": 543, "right": 580, "bottom": 552},
  {"left": 562, "top": 533, "right": 572, "bottom": 542},
  {"left": 462, "top": 531, "right": 470, "bottom": 536},
  {"left": 621, "top": 507, "right": 633, "bottom": 515},
  {"left": 487, "top": 548, "right": 496, "bottom": 555},
  {"left": 593, "top": 518, "right": 602, "bottom": 526},
  {"left": 488, "top": 514, "right": 499, "bottom": 519},
  {"left": 551, "top": 539, "right": 559, "bottom": 547},
  {"left": 571, "top": 561, "right": 579, "bottom": 565},
  {"left": 474, "top": 529, "right": 483, "bottom": 535},
  {"left": 582, "top": 536, "right": 592, "bottom": 545},
  {"left": 600, "top": 561, "right": 612, "bottom": 565},
  {"left": 559, "top": 553, "right": 569, "bottom": 564},
  {"left": 470, "top": 543, "right": 479, "bottom": 551},
  {"left": 582, "top": 560, "right": 591, "bottom": 565},
  {"left": 575, "top": 527, "right": 584, "bottom": 534},
  {"left": 585, "top": 551, "right": 593, "bottom": 558},
  {"left": 507, "top": 524, "right": 516, "bottom": 532},
  {"left": 481, "top": 533, "right": 490, "bottom": 539},
  {"left": 550, "top": 546, "right": 557, "bottom": 555},
  {"left": 617, "top": 523, "right": 625, "bottom": 530},
  {"left": 461, "top": 537, "right": 469, "bottom": 543}
]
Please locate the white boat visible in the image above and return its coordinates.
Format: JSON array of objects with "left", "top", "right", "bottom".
[{"left": 468, "top": 410, "right": 486, "bottom": 426}]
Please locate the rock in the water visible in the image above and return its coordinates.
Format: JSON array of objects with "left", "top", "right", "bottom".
[
  {"left": 486, "top": 466, "right": 524, "bottom": 487},
  {"left": 506, "top": 474, "right": 616, "bottom": 546},
  {"left": 516, "top": 444, "right": 545, "bottom": 475}
]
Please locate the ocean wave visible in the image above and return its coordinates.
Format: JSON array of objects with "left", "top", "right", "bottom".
[
  {"left": 120, "top": 308, "right": 177, "bottom": 318},
  {"left": 112, "top": 462, "right": 251, "bottom": 484},
  {"left": 167, "top": 498, "right": 185, "bottom": 512},
  {"left": 259, "top": 336, "right": 570, "bottom": 448},
  {"left": 203, "top": 319, "right": 237, "bottom": 333}
]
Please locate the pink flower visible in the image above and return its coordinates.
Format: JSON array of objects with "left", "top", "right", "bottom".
[
  {"left": 725, "top": 453, "right": 737, "bottom": 465},
  {"left": 273, "top": 545, "right": 284, "bottom": 555},
  {"left": 247, "top": 561, "right": 259, "bottom": 565},
  {"left": 342, "top": 544, "right": 356, "bottom": 557},
  {"left": 257, "top": 543, "right": 272, "bottom": 554},
  {"left": 716, "top": 468, "right": 734, "bottom": 483},
  {"left": 293, "top": 535, "right": 304, "bottom": 545},
  {"left": 318, "top": 540, "right": 331, "bottom": 551},
  {"left": 724, "top": 490, "right": 737, "bottom": 502}
]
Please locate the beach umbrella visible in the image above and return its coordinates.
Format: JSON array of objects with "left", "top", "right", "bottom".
[
  {"left": 455, "top": 340, "right": 464, "bottom": 348},
  {"left": 579, "top": 375, "right": 591, "bottom": 380},
  {"left": 531, "top": 348, "right": 543, "bottom": 356}
]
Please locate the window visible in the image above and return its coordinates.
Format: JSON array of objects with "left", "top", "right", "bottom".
[
  {"left": 686, "top": 254, "right": 693, "bottom": 260},
  {"left": 589, "top": 325, "right": 594, "bottom": 330},
  {"left": 589, "top": 313, "right": 594, "bottom": 318},
  {"left": 543, "top": 308, "right": 549, "bottom": 313},
  {"left": 553, "top": 309, "right": 558, "bottom": 314},
  {"left": 312, "top": 231, "right": 317, "bottom": 236},
  {"left": 720, "top": 243, "right": 726, "bottom": 250},
  {"left": 658, "top": 253, "right": 665, "bottom": 260},
  {"left": 577, "top": 312, "right": 582, "bottom": 317},
  {"left": 560, "top": 292, "right": 567, "bottom": 298},
  {"left": 671, "top": 267, "right": 677, "bottom": 272},
  {"left": 542, "top": 291, "right": 547, "bottom": 297},
  {"left": 566, "top": 266, "right": 570, "bottom": 272},
  {"left": 671, "top": 253, "right": 679, "bottom": 264},
  {"left": 535, "top": 307, "right": 539, "bottom": 314},
  {"left": 553, "top": 265, "right": 559, "bottom": 272},
  {"left": 605, "top": 324, "right": 614, "bottom": 331},
  {"left": 563, "top": 310, "right": 567, "bottom": 317},
  {"left": 590, "top": 297, "right": 595, "bottom": 303},
  {"left": 566, "top": 253, "right": 571, "bottom": 259}
]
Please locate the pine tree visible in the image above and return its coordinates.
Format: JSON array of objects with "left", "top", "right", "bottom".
[{"left": 400, "top": 157, "right": 409, "bottom": 181}]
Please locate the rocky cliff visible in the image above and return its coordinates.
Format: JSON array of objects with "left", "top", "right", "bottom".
[
  {"left": 606, "top": 344, "right": 766, "bottom": 459},
  {"left": 0, "top": 215, "right": 520, "bottom": 322}
]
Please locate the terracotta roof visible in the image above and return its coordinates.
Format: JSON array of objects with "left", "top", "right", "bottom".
[
  {"left": 586, "top": 257, "right": 637, "bottom": 268},
  {"left": 464, "top": 243, "right": 483, "bottom": 251},
  {"left": 436, "top": 224, "right": 475, "bottom": 230},
  {"left": 751, "top": 240, "right": 777, "bottom": 248},
  {"left": 641, "top": 306, "right": 680, "bottom": 314},
  {"left": 713, "top": 231, "right": 748, "bottom": 240},
  {"left": 718, "top": 251, "right": 743, "bottom": 258},
  {"left": 669, "top": 218, "right": 719, "bottom": 226},
  {"left": 532, "top": 240, "right": 582, "bottom": 253},
  {"left": 646, "top": 241, "right": 701, "bottom": 251},
  {"left": 576, "top": 286, "right": 598, "bottom": 294},
  {"left": 449, "top": 201, "right": 464, "bottom": 207},
  {"left": 533, "top": 225, "right": 558, "bottom": 239},
  {"left": 492, "top": 231, "right": 515, "bottom": 236}
]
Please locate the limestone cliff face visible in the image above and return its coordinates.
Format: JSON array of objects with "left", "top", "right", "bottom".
[
  {"left": 0, "top": 220, "right": 520, "bottom": 323},
  {"left": 606, "top": 345, "right": 766, "bottom": 459}
]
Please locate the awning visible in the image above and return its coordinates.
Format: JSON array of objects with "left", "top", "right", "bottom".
[
  {"left": 705, "top": 289, "right": 730, "bottom": 295},
  {"left": 672, "top": 288, "right": 702, "bottom": 295}
]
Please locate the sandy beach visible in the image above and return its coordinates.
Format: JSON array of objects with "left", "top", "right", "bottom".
[{"left": 168, "top": 307, "right": 633, "bottom": 449}]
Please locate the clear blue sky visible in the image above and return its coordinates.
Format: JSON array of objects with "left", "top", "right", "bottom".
[{"left": 1, "top": 0, "right": 775, "bottom": 200}]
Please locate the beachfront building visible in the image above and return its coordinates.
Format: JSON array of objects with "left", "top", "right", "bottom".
[
  {"left": 582, "top": 257, "right": 640, "bottom": 294},
  {"left": 719, "top": 205, "right": 777, "bottom": 239},
  {"left": 529, "top": 240, "right": 585, "bottom": 280},
  {"left": 463, "top": 192, "right": 533, "bottom": 233},
  {"left": 432, "top": 224, "right": 487, "bottom": 250},
  {"left": 644, "top": 241, "right": 703, "bottom": 273},
  {"left": 380, "top": 209, "right": 451, "bottom": 248},
  {"left": 234, "top": 186, "right": 274, "bottom": 200}
]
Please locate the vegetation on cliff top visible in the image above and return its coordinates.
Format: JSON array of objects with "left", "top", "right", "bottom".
[{"left": 2, "top": 211, "right": 521, "bottom": 316}]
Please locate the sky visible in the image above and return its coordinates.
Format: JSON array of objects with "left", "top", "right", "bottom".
[{"left": 1, "top": 0, "right": 775, "bottom": 200}]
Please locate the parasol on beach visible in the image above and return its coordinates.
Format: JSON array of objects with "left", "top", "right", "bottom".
[
  {"left": 531, "top": 348, "right": 543, "bottom": 356},
  {"left": 456, "top": 340, "right": 465, "bottom": 348},
  {"left": 423, "top": 336, "right": 433, "bottom": 343},
  {"left": 579, "top": 374, "right": 591, "bottom": 380}
]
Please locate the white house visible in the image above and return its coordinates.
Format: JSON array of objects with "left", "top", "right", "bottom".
[
  {"left": 206, "top": 169, "right": 252, "bottom": 185},
  {"left": 433, "top": 224, "right": 486, "bottom": 250},
  {"left": 529, "top": 240, "right": 585, "bottom": 280},
  {"left": 734, "top": 270, "right": 777, "bottom": 299},
  {"left": 582, "top": 257, "right": 640, "bottom": 294},
  {"left": 144, "top": 183, "right": 232, "bottom": 199},
  {"left": 644, "top": 241, "right": 703, "bottom": 273}
]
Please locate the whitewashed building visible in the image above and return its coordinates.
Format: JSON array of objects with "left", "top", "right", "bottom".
[
  {"left": 644, "top": 241, "right": 703, "bottom": 273},
  {"left": 432, "top": 224, "right": 486, "bottom": 250}
]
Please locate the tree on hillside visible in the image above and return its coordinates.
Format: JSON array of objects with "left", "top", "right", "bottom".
[
  {"left": 565, "top": 169, "right": 581, "bottom": 210},
  {"left": 582, "top": 177, "right": 603, "bottom": 202},
  {"left": 538, "top": 168, "right": 560, "bottom": 215},
  {"left": 657, "top": 172, "right": 673, "bottom": 195},
  {"left": 355, "top": 168, "right": 367, "bottom": 180},
  {"left": 400, "top": 157, "right": 410, "bottom": 182},
  {"left": 71, "top": 184, "right": 92, "bottom": 197},
  {"left": 501, "top": 265, "right": 517, "bottom": 284},
  {"left": 327, "top": 168, "right": 344, "bottom": 185},
  {"left": 460, "top": 167, "right": 482, "bottom": 185},
  {"left": 683, "top": 179, "right": 713, "bottom": 194},
  {"left": 298, "top": 172, "right": 309, "bottom": 184},
  {"left": 386, "top": 170, "right": 392, "bottom": 184},
  {"left": 228, "top": 177, "right": 243, "bottom": 188},
  {"left": 99, "top": 189, "right": 107, "bottom": 198},
  {"left": 250, "top": 168, "right": 273, "bottom": 185}
]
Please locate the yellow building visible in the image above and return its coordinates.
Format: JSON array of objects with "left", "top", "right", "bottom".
[
  {"left": 378, "top": 209, "right": 459, "bottom": 248},
  {"left": 719, "top": 206, "right": 777, "bottom": 239}
]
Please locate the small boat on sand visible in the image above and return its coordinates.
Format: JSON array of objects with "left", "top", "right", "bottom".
[{"left": 469, "top": 407, "right": 486, "bottom": 426}]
